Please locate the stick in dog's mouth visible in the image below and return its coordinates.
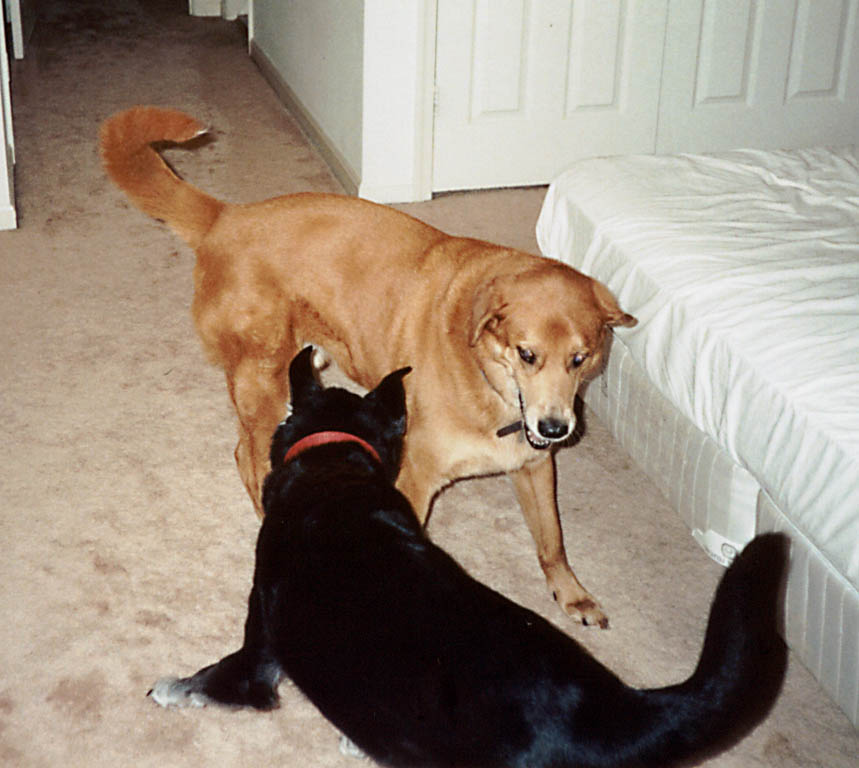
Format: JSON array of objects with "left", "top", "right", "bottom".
[
  {"left": 496, "top": 393, "right": 555, "bottom": 449},
  {"left": 496, "top": 420, "right": 524, "bottom": 438},
  {"left": 496, "top": 419, "right": 554, "bottom": 449}
]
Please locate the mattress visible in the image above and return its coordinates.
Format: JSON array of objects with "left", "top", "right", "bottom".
[
  {"left": 581, "top": 340, "right": 760, "bottom": 567},
  {"left": 537, "top": 147, "right": 859, "bottom": 597},
  {"left": 757, "top": 490, "right": 859, "bottom": 726}
]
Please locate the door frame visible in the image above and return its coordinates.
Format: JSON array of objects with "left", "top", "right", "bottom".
[
  {"left": 1, "top": 0, "right": 17, "bottom": 228},
  {"left": 358, "top": 0, "right": 437, "bottom": 202}
]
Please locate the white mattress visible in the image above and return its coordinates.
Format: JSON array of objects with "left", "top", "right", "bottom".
[
  {"left": 537, "top": 147, "right": 859, "bottom": 595},
  {"left": 757, "top": 490, "right": 859, "bottom": 726},
  {"left": 582, "top": 340, "right": 760, "bottom": 567}
]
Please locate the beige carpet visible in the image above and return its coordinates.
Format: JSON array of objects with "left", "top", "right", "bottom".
[{"left": 1, "top": 2, "right": 855, "bottom": 766}]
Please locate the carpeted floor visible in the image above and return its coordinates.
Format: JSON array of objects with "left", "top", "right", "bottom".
[{"left": 1, "top": 2, "right": 856, "bottom": 766}]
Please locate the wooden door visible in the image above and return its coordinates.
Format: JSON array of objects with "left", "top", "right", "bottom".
[{"left": 657, "top": 0, "right": 859, "bottom": 153}]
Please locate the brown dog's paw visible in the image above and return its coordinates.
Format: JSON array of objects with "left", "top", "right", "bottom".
[
  {"left": 564, "top": 598, "right": 609, "bottom": 629},
  {"left": 550, "top": 587, "right": 610, "bottom": 628}
]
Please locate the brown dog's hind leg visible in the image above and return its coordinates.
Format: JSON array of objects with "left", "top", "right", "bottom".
[
  {"left": 509, "top": 456, "right": 609, "bottom": 628},
  {"left": 227, "top": 356, "right": 291, "bottom": 517}
]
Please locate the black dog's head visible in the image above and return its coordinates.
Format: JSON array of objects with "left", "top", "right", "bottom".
[{"left": 268, "top": 347, "right": 410, "bottom": 486}]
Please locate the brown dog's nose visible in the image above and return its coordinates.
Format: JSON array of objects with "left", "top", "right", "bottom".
[{"left": 537, "top": 418, "right": 570, "bottom": 440}]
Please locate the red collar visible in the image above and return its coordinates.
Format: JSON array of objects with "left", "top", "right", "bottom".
[{"left": 283, "top": 431, "right": 382, "bottom": 466}]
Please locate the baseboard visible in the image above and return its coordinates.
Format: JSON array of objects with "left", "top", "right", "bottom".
[
  {"left": 0, "top": 203, "right": 16, "bottom": 230},
  {"left": 187, "top": 0, "right": 221, "bottom": 17},
  {"left": 249, "top": 40, "right": 358, "bottom": 197},
  {"left": 357, "top": 181, "right": 433, "bottom": 204}
]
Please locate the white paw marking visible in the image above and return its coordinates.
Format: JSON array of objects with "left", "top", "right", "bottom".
[
  {"left": 148, "top": 677, "right": 212, "bottom": 709},
  {"left": 339, "top": 734, "right": 367, "bottom": 760}
]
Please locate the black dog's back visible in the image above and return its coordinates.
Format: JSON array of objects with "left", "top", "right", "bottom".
[
  {"left": 150, "top": 348, "right": 787, "bottom": 768},
  {"left": 262, "top": 484, "right": 786, "bottom": 767}
]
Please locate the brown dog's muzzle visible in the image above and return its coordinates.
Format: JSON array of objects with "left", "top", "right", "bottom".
[{"left": 536, "top": 416, "right": 571, "bottom": 441}]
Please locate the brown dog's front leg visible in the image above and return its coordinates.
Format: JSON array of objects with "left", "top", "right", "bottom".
[
  {"left": 509, "top": 456, "right": 608, "bottom": 628},
  {"left": 396, "top": 457, "right": 436, "bottom": 526}
]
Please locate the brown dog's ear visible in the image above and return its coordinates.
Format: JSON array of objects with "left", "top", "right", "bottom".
[
  {"left": 592, "top": 280, "right": 637, "bottom": 328},
  {"left": 469, "top": 278, "right": 507, "bottom": 346}
]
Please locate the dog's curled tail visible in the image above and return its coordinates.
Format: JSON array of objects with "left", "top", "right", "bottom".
[{"left": 100, "top": 106, "right": 224, "bottom": 249}]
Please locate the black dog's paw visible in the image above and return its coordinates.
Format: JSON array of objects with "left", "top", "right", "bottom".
[
  {"left": 339, "top": 734, "right": 368, "bottom": 760},
  {"left": 148, "top": 676, "right": 212, "bottom": 709}
]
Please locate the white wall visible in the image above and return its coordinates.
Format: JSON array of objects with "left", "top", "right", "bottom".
[
  {"left": 249, "top": 0, "right": 435, "bottom": 202},
  {"left": 251, "top": 0, "right": 365, "bottom": 186},
  {"left": 188, "top": 0, "right": 248, "bottom": 20}
]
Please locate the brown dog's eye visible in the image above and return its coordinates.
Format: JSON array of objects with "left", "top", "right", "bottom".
[
  {"left": 571, "top": 353, "right": 587, "bottom": 369},
  {"left": 517, "top": 346, "right": 537, "bottom": 365}
]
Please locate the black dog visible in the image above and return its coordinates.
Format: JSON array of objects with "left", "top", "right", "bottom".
[{"left": 150, "top": 346, "right": 787, "bottom": 767}]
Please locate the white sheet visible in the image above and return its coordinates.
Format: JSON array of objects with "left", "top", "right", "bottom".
[{"left": 537, "top": 147, "right": 859, "bottom": 592}]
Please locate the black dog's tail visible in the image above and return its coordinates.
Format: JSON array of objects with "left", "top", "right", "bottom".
[{"left": 578, "top": 533, "right": 789, "bottom": 767}]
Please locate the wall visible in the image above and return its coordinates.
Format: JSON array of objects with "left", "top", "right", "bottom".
[
  {"left": 188, "top": 0, "right": 249, "bottom": 21},
  {"left": 249, "top": 0, "right": 435, "bottom": 202},
  {"left": 251, "top": 0, "right": 365, "bottom": 187}
]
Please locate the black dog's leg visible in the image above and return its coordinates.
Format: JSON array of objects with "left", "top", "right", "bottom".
[
  {"left": 149, "top": 645, "right": 282, "bottom": 710},
  {"left": 150, "top": 586, "right": 283, "bottom": 711}
]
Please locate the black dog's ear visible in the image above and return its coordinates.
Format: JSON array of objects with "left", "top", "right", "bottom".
[
  {"left": 288, "top": 346, "right": 322, "bottom": 406},
  {"left": 365, "top": 366, "right": 411, "bottom": 435}
]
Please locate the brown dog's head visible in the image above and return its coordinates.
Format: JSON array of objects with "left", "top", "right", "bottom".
[{"left": 470, "top": 262, "right": 636, "bottom": 449}]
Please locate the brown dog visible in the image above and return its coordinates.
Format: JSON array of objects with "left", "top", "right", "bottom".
[{"left": 100, "top": 106, "right": 636, "bottom": 627}]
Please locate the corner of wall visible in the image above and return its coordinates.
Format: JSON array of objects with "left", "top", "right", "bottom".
[{"left": 249, "top": 40, "right": 360, "bottom": 196}]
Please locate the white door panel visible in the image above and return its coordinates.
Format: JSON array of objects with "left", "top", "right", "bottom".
[
  {"left": 656, "top": 0, "right": 859, "bottom": 153},
  {"left": 432, "top": 0, "right": 668, "bottom": 192},
  {"left": 431, "top": 0, "right": 859, "bottom": 193}
]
